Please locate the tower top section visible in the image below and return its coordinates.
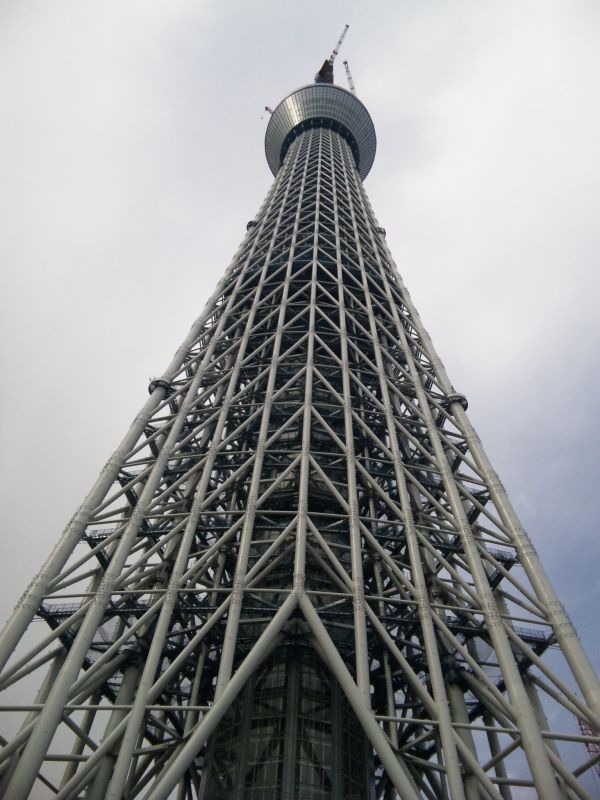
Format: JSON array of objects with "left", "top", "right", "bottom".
[{"left": 265, "top": 83, "right": 377, "bottom": 181}]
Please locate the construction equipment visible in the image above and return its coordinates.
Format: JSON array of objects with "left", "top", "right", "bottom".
[
  {"left": 343, "top": 59, "right": 356, "bottom": 94},
  {"left": 315, "top": 24, "right": 349, "bottom": 84}
]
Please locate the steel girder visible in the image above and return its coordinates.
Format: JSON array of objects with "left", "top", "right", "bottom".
[{"left": 0, "top": 123, "right": 599, "bottom": 800}]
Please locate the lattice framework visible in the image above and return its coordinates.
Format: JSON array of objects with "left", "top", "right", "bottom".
[{"left": 0, "top": 105, "right": 599, "bottom": 800}]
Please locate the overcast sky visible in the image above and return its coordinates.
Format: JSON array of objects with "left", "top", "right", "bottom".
[{"left": 1, "top": 0, "right": 599, "bottom": 756}]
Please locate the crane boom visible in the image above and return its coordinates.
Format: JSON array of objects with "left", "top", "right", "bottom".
[
  {"left": 343, "top": 60, "right": 356, "bottom": 94},
  {"left": 315, "top": 24, "right": 350, "bottom": 84},
  {"left": 329, "top": 24, "right": 349, "bottom": 66}
]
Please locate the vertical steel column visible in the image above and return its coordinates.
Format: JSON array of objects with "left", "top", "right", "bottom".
[
  {"left": 329, "top": 132, "right": 371, "bottom": 706},
  {"left": 482, "top": 710, "right": 513, "bottom": 800},
  {"left": 292, "top": 127, "right": 320, "bottom": 601},
  {"left": 373, "top": 555, "right": 399, "bottom": 749},
  {"left": 280, "top": 659, "right": 300, "bottom": 800},
  {"left": 214, "top": 132, "right": 311, "bottom": 698},
  {"left": 85, "top": 663, "right": 140, "bottom": 800},
  {"left": 59, "top": 694, "right": 100, "bottom": 790},
  {"left": 338, "top": 137, "right": 467, "bottom": 799},
  {"left": 447, "top": 681, "right": 481, "bottom": 800}
]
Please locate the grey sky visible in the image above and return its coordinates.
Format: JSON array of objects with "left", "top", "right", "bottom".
[{"left": 1, "top": 0, "right": 599, "bottom": 780}]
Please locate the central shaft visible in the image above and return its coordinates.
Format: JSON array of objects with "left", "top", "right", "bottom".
[{"left": 200, "top": 121, "right": 377, "bottom": 800}]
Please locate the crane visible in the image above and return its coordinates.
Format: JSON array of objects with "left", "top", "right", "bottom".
[
  {"left": 329, "top": 24, "right": 349, "bottom": 66},
  {"left": 315, "top": 24, "right": 349, "bottom": 84},
  {"left": 343, "top": 60, "right": 356, "bottom": 94}
]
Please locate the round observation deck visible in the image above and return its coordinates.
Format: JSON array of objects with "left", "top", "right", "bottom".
[{"left": 265, "top": 84, "right": 376, "bottom": 181}]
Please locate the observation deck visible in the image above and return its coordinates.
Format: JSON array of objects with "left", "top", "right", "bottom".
[{"left": 265, "top": 83, "right": 376, "bottom": 180}]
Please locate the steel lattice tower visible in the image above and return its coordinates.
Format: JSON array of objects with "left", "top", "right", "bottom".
[{"left": 1, "top": 56, "right": 599, "bottom": 800}]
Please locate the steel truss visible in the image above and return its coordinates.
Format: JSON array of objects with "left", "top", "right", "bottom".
[{"left": 1, "top": 109, "right": 599, "bottom": 800}]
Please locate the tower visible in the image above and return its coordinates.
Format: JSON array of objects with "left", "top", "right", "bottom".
[{"left": 1, "top": 51, "right": 599, "bottom": 800}]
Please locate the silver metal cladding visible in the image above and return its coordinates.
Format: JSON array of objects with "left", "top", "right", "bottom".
[{"left": 265, "top": 83, "right": 376, "bottom": 180}]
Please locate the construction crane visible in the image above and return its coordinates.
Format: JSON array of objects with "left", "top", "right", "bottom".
[
  {"left": 329, "top": 24, "right": 349, "bottom": 65},
  {"left": 315, "top": 24, "right": 349, "bottom": 84},
  {"left": 343, "top": 60, "right": 356, "bottom": 94}
]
